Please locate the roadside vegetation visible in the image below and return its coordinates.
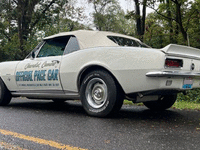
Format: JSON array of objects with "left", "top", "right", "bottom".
[
  {"left": 172, "top": 101, "right": 200, "bottom": 110},
  {"left": 124, "top": 100, "right": 200, "bottom": 111},
  {"left": 175, "top": 90, "right": 200, "bottom": 110}
]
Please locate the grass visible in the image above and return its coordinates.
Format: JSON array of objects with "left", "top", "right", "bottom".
[
  {"left": 172, "top": 101, "right": 200, "bottom": 110},
  {"left": 123, "top": 100, "right": 144, "bottom": 106},
  {"left": 123, "top": 100, "right": 200, "bottom": 110}
]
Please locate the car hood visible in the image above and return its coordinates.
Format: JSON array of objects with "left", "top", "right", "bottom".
[{"left": 161, "top": 44, "right": 200, "bottom": 59}]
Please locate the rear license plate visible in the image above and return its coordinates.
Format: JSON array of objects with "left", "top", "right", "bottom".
[{"left": 182, "top": 78, "right": 193, "bottom": 89}]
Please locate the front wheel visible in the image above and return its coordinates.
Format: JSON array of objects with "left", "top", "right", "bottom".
[
  {"left": 0, "top": 78, "right": 12, "bottom": 106},
  {"left": 143, "top": 95, "right": 177, "bottom": 111},
  {"left": 80, "top": 70, "right": 124, "bottom": 117}
]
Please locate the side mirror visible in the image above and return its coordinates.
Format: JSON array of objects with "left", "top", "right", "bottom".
[{"left": 31, "top": 51, "right": 35, "bottom": 58}]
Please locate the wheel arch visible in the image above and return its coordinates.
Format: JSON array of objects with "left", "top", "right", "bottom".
[
  {"left": 0, "top": 76, "right": 9, "bottom": 89},
  {"left": 77, "top": 65, "right": 125, "bottom": 94}
]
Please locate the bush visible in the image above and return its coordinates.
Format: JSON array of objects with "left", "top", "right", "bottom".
[{"left": 177, "top": 89, "right": 200, "bottom": 103}]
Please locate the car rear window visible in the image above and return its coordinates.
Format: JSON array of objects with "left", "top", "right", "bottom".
[
  {"left": 107, "top": 36, "right": 150, "bottom": 48},
  {"left": 107, "top": 36, "right": 140, "bottom": 47}
]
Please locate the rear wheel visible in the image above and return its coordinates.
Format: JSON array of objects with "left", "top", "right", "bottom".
[
  {"left": 143, "top": 94, "right": 177, "bottom": 111},
  {"left": 80, "top": 70, "right": 124, "bottom": 117},
  {"left": 0, "top": 78, "right": 12, "bottom": 106}
]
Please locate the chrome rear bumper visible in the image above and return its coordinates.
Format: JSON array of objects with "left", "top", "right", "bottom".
[{"left": 146, "top": 71, "right": 200, "bottom": 77}]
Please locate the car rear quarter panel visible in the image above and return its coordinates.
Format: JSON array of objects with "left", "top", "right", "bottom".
[{"left": 59, "top": 47, "right": 166, "bottom": 94}]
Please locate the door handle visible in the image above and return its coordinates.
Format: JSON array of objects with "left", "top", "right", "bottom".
[{"left": 52, "top": 60, "right": 60, "bottom": 63}]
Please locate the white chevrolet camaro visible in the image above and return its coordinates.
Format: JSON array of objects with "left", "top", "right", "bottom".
[{"left": 0, "top": 30, "right": 200, "bottom": 117}]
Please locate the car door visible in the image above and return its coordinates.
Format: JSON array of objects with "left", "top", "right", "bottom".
[{"left": 15, "top": 36, "right": 70, "bottom": 94}]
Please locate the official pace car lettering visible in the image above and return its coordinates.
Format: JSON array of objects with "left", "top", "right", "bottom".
[
  {"left": 16, "top": 69, "right": 59, "bottom": 82},
  {"left": 16, "top": 71, "right": 33, "bottom": 81}
]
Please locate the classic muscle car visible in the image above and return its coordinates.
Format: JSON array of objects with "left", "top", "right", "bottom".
[{"left": 0, "top": 30, "right": 200, "bottom": 117}]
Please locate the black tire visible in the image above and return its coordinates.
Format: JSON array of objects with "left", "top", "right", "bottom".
[
  {"left": 0, "top": 78, "right": 12, "bottom": 106},
  {"left": 143, "top": 94, "right": 177, "bottom": 111},
  {"left": 80, "top": 70, "right": 124, "bottom": 117}
]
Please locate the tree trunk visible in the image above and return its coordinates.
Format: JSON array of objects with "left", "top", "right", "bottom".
[
  {"left": 134, "top": 0, "right": 142, "bottom": 37},
  {"left": 175, "top": 2, "right": 187, "bottom": 41},
  {"left": 141, "top": 0, "right": 147, "bottom": 36},
  {"left": 173, "top": 0, "right": 187, "bottom": 42},
  {"left": 17, "top": 0, "right": 24, "bottom": 52},
  {"left": 166, "top": 0, "right": 173, "bottom": 43},
  {"left": 134, "top": 0, "right": 147, "bottom": 41}
]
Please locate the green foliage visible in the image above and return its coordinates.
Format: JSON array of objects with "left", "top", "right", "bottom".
[
  {"left": 172, "top": 101, "right": 200, "bottom": 110},
  {"left": 0, "top": 34, "right": 20, "bottom": 61},
  {"left": 132, "top": 0, "right": 198, "bottom": 48},
  {"left": 38, "top": 18, "right": 88, "bottom": 38},
  {"left": 142, "top": 13, "right": 166, "bottom": 48},
  {"left": 89, "top": 0, "right": 136, "bottom": 35},
  {"left": 177, "top": 89, "right": 200, "bottom": 103},
  {"left": 0, "top": 34, "right": 39, "bottom": 61}
]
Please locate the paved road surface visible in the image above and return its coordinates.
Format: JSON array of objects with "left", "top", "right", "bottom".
[{"left": 0, "top": 98, "right": 199, "bottom": 150}]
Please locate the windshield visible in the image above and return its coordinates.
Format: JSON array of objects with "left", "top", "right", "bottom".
[{"left": 25, "top": 41, "right": 44, "bottom": 59}]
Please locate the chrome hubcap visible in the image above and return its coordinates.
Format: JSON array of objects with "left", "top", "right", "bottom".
[
  {"left": 85, "top": 78, "right": 108, "bottom": 108},
  {"left": 92, "top": 83, "right": 104, "bottom": 102}
]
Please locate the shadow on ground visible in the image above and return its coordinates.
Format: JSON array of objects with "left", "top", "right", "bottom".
[{"left": 5, "top": 98, "right": 199, "bottom": 125}]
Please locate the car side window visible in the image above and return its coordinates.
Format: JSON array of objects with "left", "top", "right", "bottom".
[
  {"left": 107, "top": 36, "right": 139, "bottom": 47},
  {"left": 37, "top": 36, "right": 70, "bottom": 58},
  {"left": 63, "top": 36, "right": 80, "bottom": 55}
]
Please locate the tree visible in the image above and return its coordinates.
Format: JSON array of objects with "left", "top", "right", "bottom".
[
  {"left": 0, "top": 0, "right": 88, "bottom": 61},
  {"left": 88, "top": 0, "right": 136, "bottom": 35},
  {"left": 142, "top": 0, "right": 200, "bottom": 48},
  {"left": 0, "top": 0, "right": 69, "bottom": 59},
  {"left": 143, "top": 12, "right": 169, "bottom": 48},
  {"left": 36, "top": 0, "right": 88, "bottom": 38},
  {"left": 134, "top": 0, "right": 147, "bottom": 41},
  {"left": 88, "top": 0, "right": 116, "bottom": 31},
  {"left": 16, "top": 0, "right": 61, "bottom": 56},
  {"left": 149, "top": 0, "right": 199, "bottom": 44},
  {"left": 125, "top": 0, "right": 147, "bottom": 41},
  {"left": 0, "top": 0, "right": 14, "bottom": 42}
]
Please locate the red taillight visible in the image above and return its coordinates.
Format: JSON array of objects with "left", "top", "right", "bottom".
[{"left": 165, "top": 58, "right": 183, "bottom": 68}]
